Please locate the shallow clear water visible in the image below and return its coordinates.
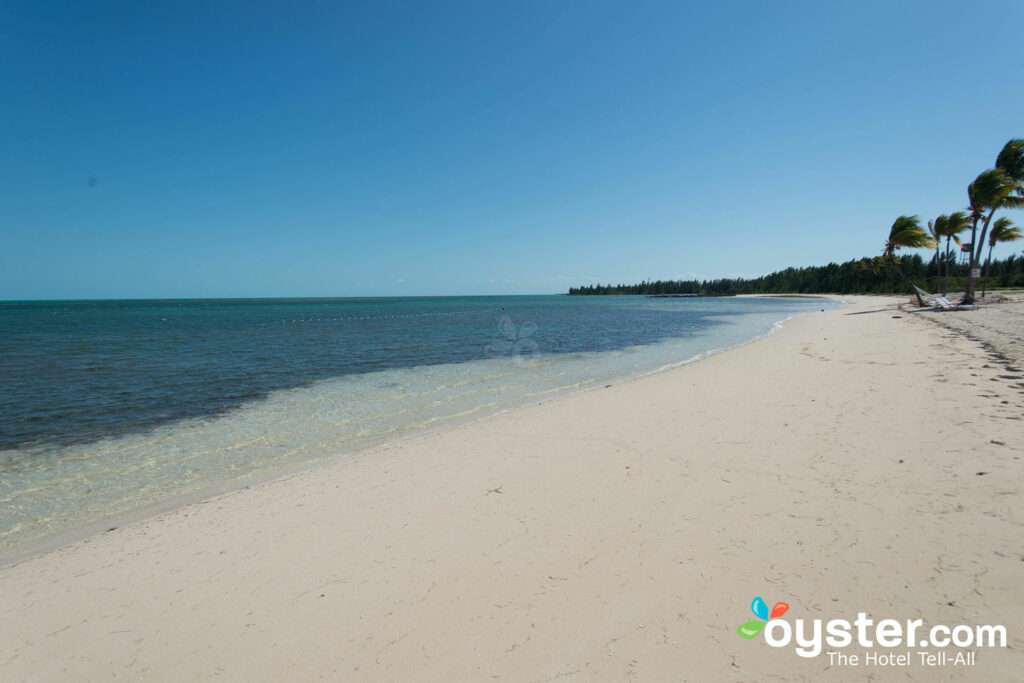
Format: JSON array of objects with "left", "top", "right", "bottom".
[{"left": 0, "top": 295, "right": 837, "bottom": 551}]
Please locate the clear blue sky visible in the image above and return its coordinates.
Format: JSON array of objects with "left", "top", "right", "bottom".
[{"left": 2, "top": 0, "right": 1022, "bottom": 299}]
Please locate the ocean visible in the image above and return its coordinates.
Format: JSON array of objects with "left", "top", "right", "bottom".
[{"left": 0, "top": 295, "right": 837, "bottom": 553}]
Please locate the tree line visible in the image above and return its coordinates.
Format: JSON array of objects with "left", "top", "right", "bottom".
[{"left": 567, "top": 252, "right": 1024, "bottom": 296}]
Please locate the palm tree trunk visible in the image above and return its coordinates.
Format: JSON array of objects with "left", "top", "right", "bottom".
[
  {"left": 942, "top": 237, "right": 952, "bottom": 296},
  {"left": 982, "top": 243, "right": 994, "bottom": 298},
  {"left": 965, "top": 207, "right": 998, "bottom": 304},
  {"left": 934, "top": 243, "right": 941, "bottom": 294},
  {"left": 975, "top": 208, "right": 998, "bottom": 267},
  {"left": 962, "top": 223, "right": 978, "bottom": 303},
  {"left": 963, "top": 214, "right": 982, "bottom": 304}
]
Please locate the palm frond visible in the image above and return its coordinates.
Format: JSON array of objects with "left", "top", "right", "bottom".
[
  {"left": 989, "top": 217, "right": 1022, "bottom": 246},
  {"left": 884, "top": 214, "right": 935, "bottom": 256},
  {"left": 968, "top": 168, "right": 1016, "bottom": 210},
  {"left": 996, "top": 138, "right": 1024, "bottom": 182},
  {"left": 945, "top": 210, "right": 969, "bottom": 235},
  {"left": 999, "top": 194, "right": 1024, "bottom": 210}
]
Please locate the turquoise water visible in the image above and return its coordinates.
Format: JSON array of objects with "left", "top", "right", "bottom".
[{"left": 0, "top": 295, "right": 836, "bottom": 552}]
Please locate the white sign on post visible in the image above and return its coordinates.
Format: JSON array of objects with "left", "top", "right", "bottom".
[{"left": 971, "top": 268, "right": 981, "bottom": 278}]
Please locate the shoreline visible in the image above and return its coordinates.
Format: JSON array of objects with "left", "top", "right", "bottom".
[
  {"left": 2, "top": 294, "right": 1021, "bottom": 680},
  {"left": 0, "top": 298, "right": 831, "bottom": 567}
]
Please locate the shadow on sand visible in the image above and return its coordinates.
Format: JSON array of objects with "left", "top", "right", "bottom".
[{"left": 845, "top": 308, "right": 894, "bottom": 315}]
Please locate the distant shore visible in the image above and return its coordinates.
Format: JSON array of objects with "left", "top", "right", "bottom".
[{"left": 1, "top": 295, "right": 1021, "bottom": 680}]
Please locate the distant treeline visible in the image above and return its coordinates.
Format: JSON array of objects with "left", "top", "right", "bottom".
[{"left": 567, "top": 253, "right": 1024, "bottom": 296}]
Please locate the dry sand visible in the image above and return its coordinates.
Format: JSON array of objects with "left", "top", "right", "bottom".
[
  {"left": 1, "top": 295, "right": 1022, "bottom": 681},
  {"left": 917, "top": 297, "right": 1024, "bottom": 369}
]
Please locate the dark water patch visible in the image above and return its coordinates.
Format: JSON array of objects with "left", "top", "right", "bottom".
[{"left": 0, "top": 296, "right": 832, "bottom": 450}]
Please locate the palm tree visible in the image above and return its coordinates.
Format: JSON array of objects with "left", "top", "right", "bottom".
[
  {"left": 928, "top": 217, "right": 944, "bottom": 292},
  {"left": 962, "top": 141, "right": 1024, "bottom": 303},
  {"left": 884, "top": 215, "right": 936, "bottom": 305},
  {"left": 940, "top": 211, "right": 969, "bottom": 295},
  {"left": 982, "top": 217, "right": 1023, "bottom": 297}
]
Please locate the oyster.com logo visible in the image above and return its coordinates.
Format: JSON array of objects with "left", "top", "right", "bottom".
[
  {"left": 485, "top": 316, "right": 540, "bottom": 366},
  {"left": 734, "top": 596, "right": 1005, "bottom": 666},
  {"left": 737, "top": 596, "right": 789, "bottom": 639}
]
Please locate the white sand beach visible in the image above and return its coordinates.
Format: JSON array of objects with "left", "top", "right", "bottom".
[{"left": 1, "top": 295, "right": 1022, "bottom": 681}]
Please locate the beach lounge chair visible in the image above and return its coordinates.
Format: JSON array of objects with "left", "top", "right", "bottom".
[
  {"left": 909, "top": 286, "right": 973, "bottom": 311},
  {"left": 934, "top": 296, "right": 974, "bottom": 311}
]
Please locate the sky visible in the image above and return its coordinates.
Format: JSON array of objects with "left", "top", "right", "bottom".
[{"left": 2, "top": 0, "right": 1023, "bottom": 299}]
